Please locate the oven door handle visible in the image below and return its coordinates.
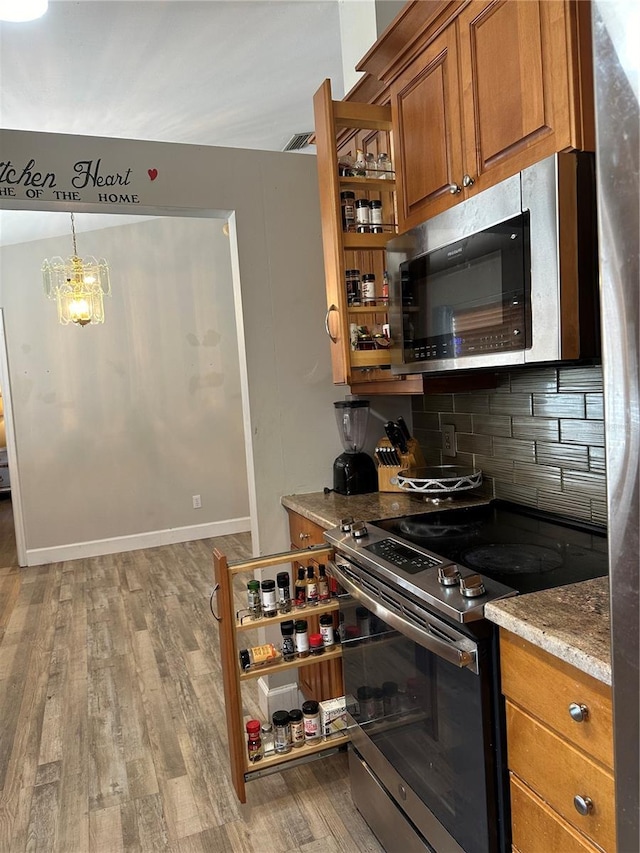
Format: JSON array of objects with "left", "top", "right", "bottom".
[{"left": 330, "top": 561, "right": 478, "bottom": 674}]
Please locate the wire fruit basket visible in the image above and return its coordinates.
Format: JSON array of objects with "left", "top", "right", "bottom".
[{"left": 396, "top": 466, "right": 483, "bottom": 495}]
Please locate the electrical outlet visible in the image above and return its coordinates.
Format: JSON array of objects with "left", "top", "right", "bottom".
[
  {"left": 442, "top": 424, "right": 456, "bottom": 458},
  {"left": 192, "top": 494, "right": 202, "bottom": 509}
]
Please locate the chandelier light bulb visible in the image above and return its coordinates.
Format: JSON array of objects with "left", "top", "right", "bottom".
[
  {"left": 0, "top": 0, "right": 48, "bottom": 22},
  {"left": 42, "top": 213, "right": 111, "bottom": 327}
]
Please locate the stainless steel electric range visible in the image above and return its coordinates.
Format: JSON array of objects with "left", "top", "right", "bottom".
[{"left": 324, "top": 500, "right": 608, "bottom": 853}]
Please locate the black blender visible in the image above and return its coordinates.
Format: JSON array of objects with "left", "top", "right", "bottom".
[{"left": 333, "top": 398, "right": 377, "bottom": 495}]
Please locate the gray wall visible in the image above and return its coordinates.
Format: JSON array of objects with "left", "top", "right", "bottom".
[
  {"left": 0, "top": 129, "right": 342, "bottom": 560},
  {"left": 412, "top": 364, "right": 606, "bottom": 525},
  {"left": 0, "top": 216, "right": 249, "bottom": 557}
]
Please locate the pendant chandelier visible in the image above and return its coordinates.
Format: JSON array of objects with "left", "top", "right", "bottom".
[{"left": 42, "top": 213, "right": 111, "bottom": 326}]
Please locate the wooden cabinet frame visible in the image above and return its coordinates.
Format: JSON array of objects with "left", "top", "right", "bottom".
[
  {"left": 213, "top": 543, "right": 348, "bottom": 803},
  {"left": 313, "top": 78, "right": 424, "bottom": 395}
]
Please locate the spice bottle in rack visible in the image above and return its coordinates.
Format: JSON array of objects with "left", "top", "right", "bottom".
[
  {"left": 377, "top": 152, "right": 393, "bottom": 179},
  {"left": 289, "top": 709, "right": 305, "bottom": 748},
  {"left": 340, "top": 191, "right": 356, "bottom": 232},
  {"left": 317, "top": 564, "right": 330, "bottom": 601},
  {"left": 294, "top": 566, "right": 307, "bottom": 608},
  {"left": 306, "top": 565, "right": 319, "bottom": 606},
  {"left": 246, "top": 579, "right": 261, "bottom": 618},
  {"left": 294, "top": 619, "right": 310, "bottom": 658},
  {"left": 280, "top": 620, "right": 296, "bottom": 662},
  {"left": 361, "top": 273, "right": 376, "bottom": 306},
  {"left": 276, "top": 571, "right": 291, "bottom": 613},
  {"left": 260, "top": 579, "right": 277, "bottom": 618},
  {"left": 246, "top": 719, "right": 263, "bottom": 763}
]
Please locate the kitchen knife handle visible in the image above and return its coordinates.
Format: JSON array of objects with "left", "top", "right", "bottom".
[
  {"left": 397, "top": 416, "right": 411, "bottom": 442},
  {"left": 391, "top": 423, "right": 408, "bottom": 455}
]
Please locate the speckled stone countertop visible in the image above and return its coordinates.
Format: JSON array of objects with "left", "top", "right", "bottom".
[
  {"left": 281, "top": 490, "right": 489, "bottom": 530},
  {"left": 485, "top": 577, "right": 611, "bottom": 685}
]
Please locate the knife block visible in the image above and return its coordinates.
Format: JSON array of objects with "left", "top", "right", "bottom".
[{"left": 376, "top": 437, "right": 425, "bottom": 493}]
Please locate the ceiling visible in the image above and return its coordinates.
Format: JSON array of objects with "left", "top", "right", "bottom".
[{"left": 0, "top": 0, "right": 348, "bottom": 246}]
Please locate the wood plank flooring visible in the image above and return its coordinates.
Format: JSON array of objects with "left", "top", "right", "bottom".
[{"left": 0, "top": 503, "right": 384, "bottom": 852}]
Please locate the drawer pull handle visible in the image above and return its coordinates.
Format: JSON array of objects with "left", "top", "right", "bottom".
[
  {"left": 299, "top": 532, "right": 311, "bottom": 541},
  {"left": 569, "top": 702, "right": 589, "bottom": 722},
  {"left": 574, "top": 795, "right": 594, "bottom": 816}
]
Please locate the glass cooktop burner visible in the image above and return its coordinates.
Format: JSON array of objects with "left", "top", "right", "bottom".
[{"left": 460, "top": 544, "right": 564, "bottom": 575}]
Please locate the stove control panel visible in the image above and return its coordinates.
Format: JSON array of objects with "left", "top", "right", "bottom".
[{"left": 364, "top": 538, "right": 443, "bottom": 574}]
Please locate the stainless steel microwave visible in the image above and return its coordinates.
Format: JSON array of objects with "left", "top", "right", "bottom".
[{"left": 386, "top": 153, "right": 599, "bottom": 374}]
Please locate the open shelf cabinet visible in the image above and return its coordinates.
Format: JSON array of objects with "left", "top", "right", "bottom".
[
  {"left": 313, "top": 78, "right": 423, "bottom": 395},
  {"left": 213, "top": 543, "right": 348, "bottom": 803}
]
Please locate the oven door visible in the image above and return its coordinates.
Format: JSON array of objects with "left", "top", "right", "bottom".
[{"left": 332, "top": 558, "right": 506, "bottom": 853}]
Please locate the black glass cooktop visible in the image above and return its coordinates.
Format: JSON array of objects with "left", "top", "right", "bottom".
[{"left": 373, "top": 500, "right": 608, "bottom": 596}]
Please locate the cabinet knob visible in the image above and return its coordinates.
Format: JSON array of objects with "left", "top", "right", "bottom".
[
  {"left": 299, "top": 532, "right": 311, "bottom": 541},
  {"left": 449, "top": 183, "right": 462, "bottom": 195},
  {"left": 569, "top": 702, "right": 589, "bottom": 722},
  {"left": 324, "top": 304, "right": 338, "bottom": 344},
  {"left": 462, "top": 173, "right": 475, "bottom": 188},
  {"left": 574, "top": 795, "right": 594, "bottom": 816}
]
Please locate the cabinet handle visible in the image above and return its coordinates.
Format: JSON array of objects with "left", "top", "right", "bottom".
[
  {"left": 569, "top": 702, "right": 589, "bottom": 722},
  {"left": 449, "top": 183, "right": 462, "bottom": 195},
  {"left": 462, "top": 173, "right": 475, "bottom": 188},
  {"left": 574, "top": 795, "right": 594, "bottom": 816},
  {"left": 209, "top": 583, "right": 221, "bottom": 622},
  {"left": 299, "top": 532, "right": 311, "bottom": 541},
  {"left": 325, "top": 304, "right": 338, "bottom": 343}
]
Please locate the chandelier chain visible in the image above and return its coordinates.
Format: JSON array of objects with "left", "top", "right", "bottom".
[{"left": 70, "top": 212, "right": 78, "bottom": 256}]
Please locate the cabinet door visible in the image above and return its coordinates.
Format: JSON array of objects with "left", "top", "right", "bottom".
[
  {"left": 313, "top": 79, "right": 352, "bottom": 385},
  {"left": 391, "top": 25, "right": 464, "bottom": 230},
  {"left": 458, "top": 0, "right": 587, "bottom": 193}
]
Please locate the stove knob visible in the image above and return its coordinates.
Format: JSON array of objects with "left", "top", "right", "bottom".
[
  {"left": 438, "top": 565, "right": 461, "bottom": 587},
  {"left": 459, "top": 575, "right": 486, "bottom": 598},
  {"left": 351, "top": 521, "right": 368, "bottom": 540},
  {"left": 340, "top": 516, "right": 355, "bottom": 532}
]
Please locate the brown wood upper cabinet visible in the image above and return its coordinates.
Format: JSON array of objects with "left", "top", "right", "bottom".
[{"left": 390, "top": 0, "right": 594, "bottom": 232}]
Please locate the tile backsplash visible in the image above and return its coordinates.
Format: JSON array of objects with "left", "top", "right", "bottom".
[{"left": 411, "top": 365, "right": 606, "bottom": 526}]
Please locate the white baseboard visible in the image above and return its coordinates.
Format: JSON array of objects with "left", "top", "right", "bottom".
[{"left": 25, "top": 516, "right": 251, "bottom": 566}]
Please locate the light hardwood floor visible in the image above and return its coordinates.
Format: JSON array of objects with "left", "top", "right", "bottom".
[{"left": 0, "top": 500, "right": 384, "bottom": 853}]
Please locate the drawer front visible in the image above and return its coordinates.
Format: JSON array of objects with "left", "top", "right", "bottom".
[
  {"left": 287, "top": 510, "right": 326, "bottom": 549},
  {"left": 510, "top": 774, "right": 604, "bottom": 853},
  {"left": 500, "top": 630, "right": 613, "bottom": 768},
  {"left": 507, "top": 702, "right": 615, "bottom": 852}
]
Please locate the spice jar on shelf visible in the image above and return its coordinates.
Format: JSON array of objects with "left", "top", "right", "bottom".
[
  {"left": 260, "top": 579, "right": 277, "bottom": 618},
  {"left": 246, "top": 719, "right": 263, "bottom": 763},
  {"left": 346, "top": 269, "right": 361, "bottom": 306},
  {"left": 289, "top": 709, "right": 305, "bottom": 748},
  {"left": 377, "top": 152, "right": 394, "bottom": 179},
  {"left": 261, "top": 721, "right": 275, "bottom": 755},
  {"left": 361, "top": 273, "right": 376, "bottom": 306},
  {"left": 302, "top": 700, "right": 321, "bottom": 742},
  {"left": 276, "top": 571, "right": 291, "bottom": 613},
  {"left": 355, "top": 199, "right": 370, "bottom": 232},
  {"left": 340, "top": 191, "right": 356, "bottom": 232},
  {"left": 272, "top": 711, "right": 292, "bottom": 754},
  {"left": 246, "top": 579, "right": 261, "bottom": 618},
  {"left": 294, "top": 619, "right": 310, "bottom": 658}
]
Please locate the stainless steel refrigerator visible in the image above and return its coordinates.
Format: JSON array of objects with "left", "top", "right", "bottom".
[{"left": 592, "top": 2, "right": 639, "bottom": 847}]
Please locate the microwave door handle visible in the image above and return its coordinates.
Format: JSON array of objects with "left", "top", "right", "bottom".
[{"left": 329, "top": 561, "right": 478, "bottom": 673}]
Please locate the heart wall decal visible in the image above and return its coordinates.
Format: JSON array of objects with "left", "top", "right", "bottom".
[{"left": 148, "top": 168, "right": 158, "bottom": 181}]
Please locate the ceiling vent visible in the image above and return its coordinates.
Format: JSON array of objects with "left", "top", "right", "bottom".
[{"left": 282, "top": 132, "right": 314, "bottom": 151}]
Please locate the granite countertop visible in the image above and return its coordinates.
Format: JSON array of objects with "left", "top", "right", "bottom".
[
  {"left": 485, "top": 577, "right": 611, "bottom": 685},
  {"left": 281, "top": 490, "right": 489, "bottom": 530}
]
